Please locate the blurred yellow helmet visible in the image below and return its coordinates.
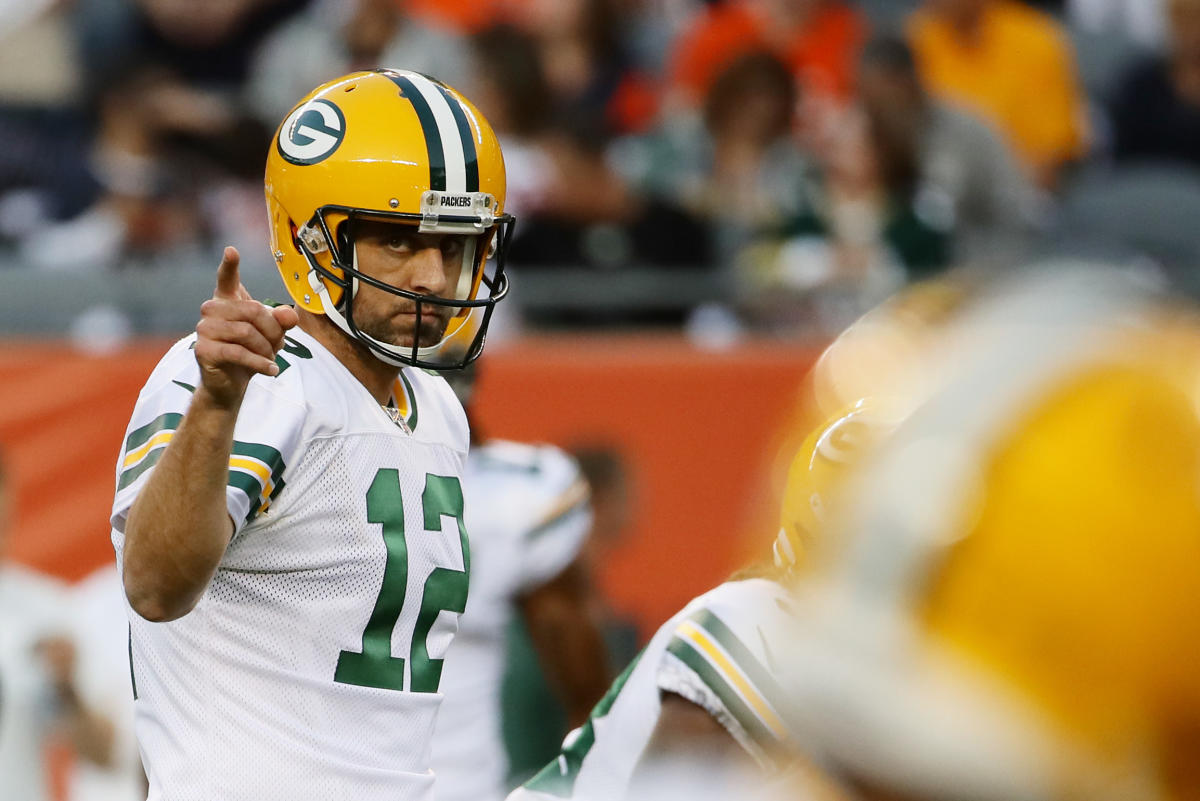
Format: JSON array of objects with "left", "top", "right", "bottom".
[
  {"left": 264, "top": 69, "right": 513, "bottom": 369},
  {"left": 773, "top": 399, "right": 898, "bottom": 575},
  {"left": 783, "top": 269, "right": 1200, "bottom": 801}
]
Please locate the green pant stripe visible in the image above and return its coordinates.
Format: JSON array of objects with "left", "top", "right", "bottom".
[{"left": 665, "top": 636, "right": 780, "bottom": 759}]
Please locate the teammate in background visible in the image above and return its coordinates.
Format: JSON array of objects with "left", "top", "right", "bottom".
[
  {"left": 507, "top": 401, "right": 894, "bottom": 801},
  {"left": 67, "top": 564, "right": 146, "bottom": 801},
  {"left": 770, "top": 271, "right": 1200, "bottom": 801},
  {"left": 111, "top": 70, "right": 513, "bottom": 800},
  {"left": 0, "top": 449, "right": 118, "bottom": 801},
  {"left": 433, "top": 364, "right": 612, "bottom": 801}
]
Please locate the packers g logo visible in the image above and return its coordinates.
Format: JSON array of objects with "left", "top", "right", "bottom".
[{"left": 278, "top": 99, "right": 346, "bottom": 165}]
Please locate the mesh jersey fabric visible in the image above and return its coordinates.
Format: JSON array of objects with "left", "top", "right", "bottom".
[
  {"left": 111, "top": 325, "right": 470, "bottom": 801},
  {"left": 433, "top": 440, "right": 592, "bottom": 801},
  {"left": 509, "top": 578, "right": 795, "bottom": 801}
]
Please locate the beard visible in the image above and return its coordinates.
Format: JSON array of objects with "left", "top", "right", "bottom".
[{"left": 353, "top": 297, "right": 453, "bottom": 350}]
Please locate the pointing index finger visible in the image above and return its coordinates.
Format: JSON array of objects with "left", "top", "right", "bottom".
[{"left": 215, "top": 246, "right": 244, "bottom": 300}]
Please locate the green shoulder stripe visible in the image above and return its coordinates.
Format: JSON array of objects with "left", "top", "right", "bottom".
[
  {"left": 118, "top": 449, "right": 166, "bottom": 490},
  {"left": 664, "top": 635, "right": 780, "bottom": 764},
  {"left": 124, "top": 412, "right": 183, "bottom": 452},
  {"left": 686, "top": 608, "right": 791, "bottom": 728},
  {"left": 228, "top": 441, "right": 287, "bottom": 524},
  {"left": 525, "top": 496, "right": 590, "bottom": 542},
  {"left": 524, "top": 648, "right": 645, "bottom": 797}
]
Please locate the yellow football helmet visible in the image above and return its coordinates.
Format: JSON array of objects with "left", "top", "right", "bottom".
[
  {"left": 264, "top": 69, "right": 512, "bottom": 369},
  {"left": 772, "top": 399, "right": 898, "bottom": 575},
  {"left": 781, "top": 269, "right": 1200, "bottom": 801}
]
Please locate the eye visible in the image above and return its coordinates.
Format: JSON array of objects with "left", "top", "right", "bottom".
[
  {"left": 440, "top": 237, "right": 466, "bottom": 257},
  {"left": 385, "top": 234, "right": 413, "bottom": 252}
]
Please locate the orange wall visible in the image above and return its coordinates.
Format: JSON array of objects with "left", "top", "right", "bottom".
[{"left": 0, "top": 336, "right": 818, "bottom": 637}]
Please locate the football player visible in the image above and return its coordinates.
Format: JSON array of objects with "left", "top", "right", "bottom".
[
  {"left": 432, "top": 363, "right": 612, "bottom": 801},
  {"left": 775, "top": 269, "right": 1200, "bottom": 801},
  {"left": 111, "top": 70, "right": 512, "bottom": 800},
  {"left": 506, "top": 399, "right": 895, "bottom": 801}
]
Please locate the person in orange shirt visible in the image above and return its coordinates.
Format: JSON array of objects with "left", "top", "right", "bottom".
[
  {"left": 908, "top": 0, "right": 1089, "bottom": 188},
  {"left": 667, "top": 0, "right": 868, "bottom": 111}
]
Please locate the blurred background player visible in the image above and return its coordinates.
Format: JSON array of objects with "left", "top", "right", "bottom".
[
  {"left": 66, "top": 562, "right": 145, "bottom": 801},
  {"left": 507, "top": 400, "right": 895, "bottom": 801},
  {"left": 434, "top": 358, "right": 612, "bottom": 801},
  {"left": 0, "top": 447, "right": 122, "bottom": 801},
  {"left": 770, "top": 269, "right": 1200, "bottom": 801}
]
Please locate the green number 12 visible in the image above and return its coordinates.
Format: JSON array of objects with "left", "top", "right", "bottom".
[{"left": 334, "top": 469, "right": 470, "bottom": 693}]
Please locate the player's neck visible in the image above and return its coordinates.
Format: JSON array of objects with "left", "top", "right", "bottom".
[{"left": 296, "top": 311, "right": 400, "bottom": 405}]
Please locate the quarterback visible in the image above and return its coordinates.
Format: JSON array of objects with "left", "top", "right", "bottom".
[{"left": 111, "top": 70, "right": 512, "bottom": 800}]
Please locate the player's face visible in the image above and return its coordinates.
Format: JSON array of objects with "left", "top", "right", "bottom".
[{"left": 350, "top": 220, "right": 469, "bottom": 350}]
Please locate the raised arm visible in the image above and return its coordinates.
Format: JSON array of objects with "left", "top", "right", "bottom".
[{"left": 122, "top": 247, "right": 297, "bottom": 622}]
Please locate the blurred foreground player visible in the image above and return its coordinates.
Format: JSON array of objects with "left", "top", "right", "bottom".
[
  {"left": 507, "top": 401, "right": 894, "bottom": 801},
  {"left": 777, "top": 269, "right": 1200, "bottom": 801},
  {"left": 111, "top": 70, "right": 513, "bottom": 800},
  {"left": 433, "top": 363, "right": 611, "bottom": 801}
]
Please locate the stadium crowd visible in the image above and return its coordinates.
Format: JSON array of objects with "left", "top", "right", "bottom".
[{"left": 2, "top": 0, "right": 1199, "bottom": 339}]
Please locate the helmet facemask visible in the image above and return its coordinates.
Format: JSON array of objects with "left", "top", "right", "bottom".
[{"left": 292, "top": 198, "right": 514, "bottom": 371}]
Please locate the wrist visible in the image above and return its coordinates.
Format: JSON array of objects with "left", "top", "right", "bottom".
[{"left": 193, "top": 382, "right": 247, "bottom": 415}]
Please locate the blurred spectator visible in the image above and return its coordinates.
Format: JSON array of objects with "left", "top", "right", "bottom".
[
  {"left": 404, "top": 0, "right": 509, "bottom": 33},
  {"left": 88, "top": 0, "right": 309, "bottom": 93},
  {"left": 1069, "top": 0, "right": 1167, "bottom": 49},
  {"left": 0, "top": 449, "right": 117, "bottom": 801},
  {"left": 666, "top": 0, "right": 868, "bottom": 115},
  {"left": 856, "top": 35, "right": 1037, "bottom": 267},
  {"left": 614, "top": 51, "right": 807, "bottom": 268},
  {"left": 513, "top": 0, "right": 658, "bottom": 136},
  {"left": 17, "top": 61, "right": 223, "bottom": 270},
  {"left": 0, "top": 2, "right": 97, "bottom": 236},
  {"left": 246, "top": 0, "right": 471, "bottom": 129},
  {"left": 908, "top": 0, "right": 1090, "bottom": 189},
  {"left": 1109, "top": 0, "right": 1200, "bottom": 167},
  {"left": 467, "top": 24, "right": 559, "bottom": 224},
  {"left": 470, "top": 23, "right": 647, "bottom": 283},
  {"left": 470, "top": 23, "right": 708, "bottom": 325}
]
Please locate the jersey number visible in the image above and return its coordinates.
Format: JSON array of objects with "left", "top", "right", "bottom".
[{"left": 334, "top": 469, "right": 470, "bottom": 693}]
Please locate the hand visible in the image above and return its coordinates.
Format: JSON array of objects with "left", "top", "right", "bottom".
[
  {"left": 194, "top": 246, "right": 299, "bottom": 409},
  {"left": 34, "top": 635, "right": 76, "bottom": 689}
]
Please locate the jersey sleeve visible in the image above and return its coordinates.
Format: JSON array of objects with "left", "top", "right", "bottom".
[
  {"left": 111, "top": 337, "right": 308, "bottom": 539},
  {"left": 512, "top": 446, "right": 594, "bottom": 594},
  {"left": 655, "top": 580, "right": 795, "bottom": 771}
]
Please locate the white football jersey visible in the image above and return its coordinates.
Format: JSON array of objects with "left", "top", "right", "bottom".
[
  {"left": 508, "top": 578, "right": 796, "bottom": 801},
  {"left": 432, "top": 441, "right": 592, "bottom": 801},
  {"left": 0, "top": 564, "right": 69, "bottom": 801},
  {"left": 111, "top": 326, "right": 470, "bottom": 801}
]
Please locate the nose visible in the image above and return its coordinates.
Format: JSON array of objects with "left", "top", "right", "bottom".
[{"left": 406, "top": 246, "right": 448, "bottom": 297}]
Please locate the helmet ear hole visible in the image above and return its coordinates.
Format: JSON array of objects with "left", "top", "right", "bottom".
[
  {"left": 289, "top": 221, "right": 304, "bottom": 254},
  {"left": 335, "top": 221, "right": 351, "bottom": 260}
]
